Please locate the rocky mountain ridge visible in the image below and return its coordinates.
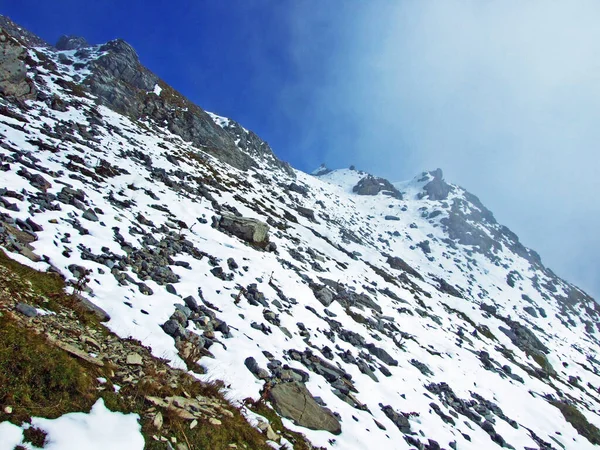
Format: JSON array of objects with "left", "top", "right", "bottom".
[{"left": 1, "top": 14, "right": 600, "bottom": 450}]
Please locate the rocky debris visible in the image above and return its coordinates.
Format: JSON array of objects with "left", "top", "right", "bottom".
[
  {"left": 499, "top": 318, "right": 549, "bottom": 356},
  {"left": 268, "top": 382, "right": 342, "bottom": 434},
  {"left": 384, "top": 215, "right": 400, "bottom": 221},
  {"left": 353, "top": 175, "right": 402, "bottom": 200},
  {"left": 215, "top": 213, "right": 271, "bottom": 248},
  {"left": 426, "top": 382, "right": 518, "bottom": 447},
  {"left": 421, "top": 169, "right": 453, "bottom": 201}
]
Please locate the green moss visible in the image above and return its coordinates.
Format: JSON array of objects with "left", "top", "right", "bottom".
[{"left": 552, "top": 401, "right": 600, "bottom": 445}]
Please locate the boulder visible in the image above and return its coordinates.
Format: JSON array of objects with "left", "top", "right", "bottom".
[
  {"left": 352, "top": 175, "right": 402, "bottom": 199},
  {"left": 217, "top": 213, "right": 270, "bottom": 246},
  {"left": 268, "top": 382, "right": 341, "bottom": 434}
]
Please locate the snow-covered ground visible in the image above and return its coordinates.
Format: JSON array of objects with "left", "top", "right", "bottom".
[{"left": 0, "top": 35, "right": 599, "bottom": 450}]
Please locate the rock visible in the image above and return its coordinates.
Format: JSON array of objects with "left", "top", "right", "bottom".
[
  {"left": 353, "top": 175, "right": 402, "bottom": 199},
  {"left": 314, "top": 286, "right": 334, "bottom": 307},
  {"left": 386, "top": 256, "right": 423, "bottom": 280},
  {"left": 384, "top": 215, "right": 400, "bottom": 221},
  {"left": 422, "top": 169, "right": 453, "bottom": 200},
  {"left": 244, "top": 357, "right": 270, "bottom": 379},
  {"left": 16, "top": 302, "right": 37, "bottom": 317},
  {"left": 296, "top": 206, "right": 316, "bottom": 221},
  {"left": 82, "top": 208, "right": 99, "bottom": 222},
  {"left": 183, "top": 295, "right": 199, "bottom": 312},
  {"left": 56, "top": 35, "right": 89, "bottom": 50},
  {"left": 166, "top": 284, "right": 177, "bottom": 295},
  {"left": 209, "top": 417, "right": 222, "bottom": 425},
  {"left": 381, "top": 405, "right": 411, "bottom": 433},
  {"left": 366, "top": 344, "right": 398, "bottom": 366},
  {"left": 126, "top": 353, "right": 143, "bottom": 365},
  {"left": 217, "top": 213, "right": 270, "bottom": 246},
  {"left": 153, "top": 411, "right": 163, "bottom": 429},
  {"left": 163, "top": 319, "right": 186, "bottom": 338},
  {"left": 268, "top": 382, "right": 341, "bottom": 434},
  {"left": 74, "top": 294, "right": 111, "bottom": 322},
  {"left": 0, "top": 29, "right": 35, "bottom": 98}
]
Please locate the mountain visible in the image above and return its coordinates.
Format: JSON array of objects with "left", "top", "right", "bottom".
[{"left": 1, "top": 15, "right": 600, "bottom": 450}]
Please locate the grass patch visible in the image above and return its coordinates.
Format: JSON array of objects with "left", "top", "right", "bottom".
[
  {"left": 0, "top": 249, "right": 64, "bottom": 301},
  {"left": 552, "top": 401, "right": 600, "bottom": 445},
  {"left": 0, "top": 314, "right": 97, "bottom": 424}
]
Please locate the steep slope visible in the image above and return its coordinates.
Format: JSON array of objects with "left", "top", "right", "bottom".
[{"left": 1, "top": 16, "right": 600, "bottom": 450}]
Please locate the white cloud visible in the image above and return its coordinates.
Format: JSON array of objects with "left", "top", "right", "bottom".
[{"left": 279, "top": 0, "right": 600, "bottom": 298}]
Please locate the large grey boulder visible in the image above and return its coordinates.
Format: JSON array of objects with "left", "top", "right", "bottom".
[
  {"left": 268, "top": 382, "right": 341, "bottom": 434},
  {"left": 217, "top": 213, "right": 270, "bottom": 247}
]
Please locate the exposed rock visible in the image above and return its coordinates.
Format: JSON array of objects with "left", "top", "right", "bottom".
[
  {"left": 56, "top": 35, "right": 89, "bottom": 50},
  {"left": 422, "top": 169, "right": 452, "bottom": 201},
  {"left": 16, "top": 302, "right": 37, "bottom": 317},
  {"left": 353, "top": 175, "right": 402, "bottom": 200},
  {"left": 0, "top": 28, "right": 35, "bottom": 98},
  {"left": 216, "top": 213, "right": 270, "bottom": 247},
  {"left": 268, "top": 382, "right": 341, "bottom": 434}
]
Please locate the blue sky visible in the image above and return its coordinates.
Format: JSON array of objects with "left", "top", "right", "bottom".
[{"left": 2, "top": 1, "right": 599, "bottom": 300}]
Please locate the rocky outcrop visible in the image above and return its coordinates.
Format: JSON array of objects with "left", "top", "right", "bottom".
[
  {"left": 216, "top": 213, "right": 271, "bottom": 248},
  {"left": 0, "top": 28, "right": 35, "bottom": 98},
  {"left": 84, "top": 39, "right": 290, "bottom": 174},
  {"left": 56, "top": 35, "right": 89, "bottom": 50},
  {"left": 353, "top": 175, "right": 402, "bottom": 199},
  {"left": 422, "top": 169, "right": 452, "bottom": 200},
  {"left": 268, "top": 382, "right": 341, "bottom": 434}
]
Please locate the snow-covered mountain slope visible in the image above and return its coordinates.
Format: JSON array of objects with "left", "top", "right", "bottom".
[{"left": 2, "top": 16, "right": 600, "bottom": 450}]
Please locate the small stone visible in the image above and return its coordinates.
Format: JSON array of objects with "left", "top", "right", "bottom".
[
  {"left": 190, "top": 419, "right": 198, "bottom": 429},
  {"left": 126, "top": 353, "right": 143, "bottom": 365},
  {"left": 209, "top": 417, "right": 222, "bottom": 426},
  {"left": 153, "top": 411, "right": 163, "bottom": 429},
  {"left": 4, "top": 406, "right": 12, "bottom": 414},
  {"left": 16, "top": 302, "right": 37, "bottom": 317}
]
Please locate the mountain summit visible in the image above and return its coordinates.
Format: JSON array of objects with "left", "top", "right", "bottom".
[{"left": 1, "top": 15, "right": 600, "bottom": 450}]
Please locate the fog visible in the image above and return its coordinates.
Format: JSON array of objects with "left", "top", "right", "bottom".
[{"left": 267, "top": 1, "right": 600, "bottom": 299}]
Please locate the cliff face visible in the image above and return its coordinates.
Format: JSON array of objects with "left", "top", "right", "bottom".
[{"left": 2, "top": 16, "right": 600, "bottom": 450}]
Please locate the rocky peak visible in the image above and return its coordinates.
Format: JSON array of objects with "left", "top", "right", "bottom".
[
  {"left": 56, "top": 35, "right": 89, "bottom": 51},
  {"left": 421, "top": 168, "right": 453, "bottom": 200},
  {"left": 311, "top": 164, "right": 332, "bottom": 176}
]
